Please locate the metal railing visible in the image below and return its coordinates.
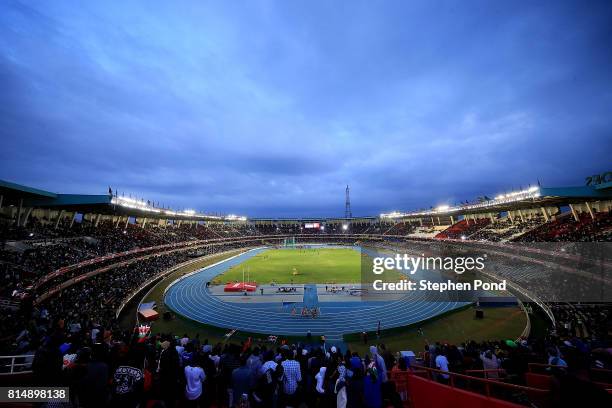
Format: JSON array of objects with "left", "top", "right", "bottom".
[
  {"left": 0, "top": 354, "right": 34, "bottom": 375},
  {"left": 516, "top": 297, "right": 532, "bottom": 339},
  {"left": 390, "top": 365, "right": 550, "bottom": 406},
  {"left": 527, "top": 363, "right": 612, "bottom": 388}
]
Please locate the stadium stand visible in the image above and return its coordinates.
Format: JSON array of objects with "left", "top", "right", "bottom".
[
  {"left": 382, "top": 221, "right": 416, "bottom": 237},
  {"left": 1, "top": 179, "right": 611, "bottom": 406},
  {"left": 407, "top": 225, "right": 445, "bottom": 239},
  {"left": 469, "top": 216, "right": 546, "bottom": 242},
  {"left": 516, "top": 211, "right": 612, "bottom": 242},
  {"left": 435, "top": 218, "right": 491, "bottom": 240}
]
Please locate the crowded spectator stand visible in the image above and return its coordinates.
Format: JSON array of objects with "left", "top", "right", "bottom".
[{"left": 1, "top": 179, "right": 611, "bottom": 406}]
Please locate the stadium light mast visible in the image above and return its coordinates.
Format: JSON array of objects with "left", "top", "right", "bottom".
[{"left": 345, "top": 185, "right": 352, "bottom": 218}]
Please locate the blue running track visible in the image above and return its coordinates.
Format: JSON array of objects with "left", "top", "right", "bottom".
[{"left": 164, "top": 247, "right": 469, "bottom": 336}]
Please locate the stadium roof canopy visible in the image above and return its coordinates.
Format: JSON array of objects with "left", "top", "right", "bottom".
[
  {"left": 0, "top": 179, "right": 58, "bottom": 200},
  {"left": 1, "top": 178, "right": 611, "bottom": 222},
  {"left": 381, "top": 183, "right": 612, "bottom": 220},
  {"left": 0, "top": 179, "right": 240, "bottom": 221},
  {"left": 0, "top": 179, "right": 111, "bottom": 210}
]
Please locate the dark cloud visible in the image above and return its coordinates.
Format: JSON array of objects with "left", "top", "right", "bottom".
[{"left": 0, "top": 0, "right": 611, "bottom": 217}]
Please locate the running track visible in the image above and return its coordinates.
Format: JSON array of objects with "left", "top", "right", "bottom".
[{"left": 164, "top": 247, "right": 469, "bottom": 336}]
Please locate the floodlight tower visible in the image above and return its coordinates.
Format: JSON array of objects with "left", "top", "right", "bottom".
[{"left": 345, "top": 185, "right": 352, "bottom": 218}]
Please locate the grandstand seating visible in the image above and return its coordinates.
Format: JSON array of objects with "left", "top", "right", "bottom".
[
  {"left": 407, "top": 225, "right": 445, "bottom": 239},
  {"left": 1, "top": 199, "right": 611, "bottom": 407},
  {"left": 469, "top": 216, "right": 546, "bottom": 242},
  {"left": 435, "top": 218, "right": 490, "bottom": 240},
  {"left": 516, "top": 211, "right": 612, "bottom": 242},
  {"left": 383, "top": 221, "right": 415, "bottom": 236},
  {"left": 550, "top": 303, "right": 611, "bottom": 340}
]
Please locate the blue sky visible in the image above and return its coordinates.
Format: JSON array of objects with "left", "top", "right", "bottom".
[{"left": 0, "top": 0, "right": 611, "bottom": 217}]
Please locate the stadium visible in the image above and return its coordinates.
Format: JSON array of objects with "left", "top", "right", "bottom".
[
  {"left": 2, "top": 1, "right": 612, "bottom": 407},
  {"left": 1, "top": 177, "right": 611, "bottom": 407}
]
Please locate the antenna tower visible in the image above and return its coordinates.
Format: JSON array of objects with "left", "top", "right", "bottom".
[{"left": 345, "top": 185, "right": 352, "bottom": 218}]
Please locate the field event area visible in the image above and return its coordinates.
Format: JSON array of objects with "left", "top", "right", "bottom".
[{"left": 213, "top": 246, "right": 401, "bottom": 284}]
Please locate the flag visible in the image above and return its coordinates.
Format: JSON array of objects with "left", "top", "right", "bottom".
[
  {"left": 108, "top": 186, "right": 112, "bottom": 196},
  {"left": 242, "top": 337, "right": 252, "bottom": 353},
  {"left": 136, "top": 325, "right": 151, "bottom": 343}
]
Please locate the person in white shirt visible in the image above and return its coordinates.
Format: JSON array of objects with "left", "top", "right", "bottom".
[
  {"left": 435, "top": 351, "right": 450, "bottom": 382},
  {"left": 184, "top": 360, "right": 206, "bottom": 402},
  {"left": 315, "top": 366, "right": 327, "bottom": 394},
  {"left": 480, "top": 350, "right": 500, "bottom": 379},
  {"left": 181, "top": 335, "right": 190, "bottom": 347},
  {"left": 260, "top": 350, "right": 278, "bottom": 376}
]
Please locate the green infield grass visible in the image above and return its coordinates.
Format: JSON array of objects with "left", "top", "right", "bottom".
[
  {"left": 213, "top": 247, "right": 401, "bottom": 284},
  {"left": 345, "top": 305, "right": 527, "bottom": 355}
]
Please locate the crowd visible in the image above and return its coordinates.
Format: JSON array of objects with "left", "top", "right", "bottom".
[
  {"left": 1, "top": 222, "right": 183, "bottom": 298},
  {"left": 550, "top": 304, "right": 612, "bottom": 340},
  {"left": 429, "top": 210, "right": 612, "bottom": 243},
  {"left": 516, "top": 211, "right": 612, "bottom": 242},
  {"left": 2, "top": 236, "right": 260, "bottom": 356},
  {"left": 30, "top": 327, "right": 387, "bottom": 407},
  {"left": 1, "top": 210, "right": 611, "bottom": 407},
  {"left": 381, "top": 222, "right": 415, "bottom": 237},
  {"left": 0, "top": 221, "right": 268, "bottom": 300},
  {"left": 20, "top": 321, "right": 612, "bottom": 408},
  {"left": 4, "top": 251, "right": 191, "bottom": 354},
  {"left": 434, "top": 218, "right": 491, "bottom": 240},
  {"left": 469, "top": 217, "right": 545, "bottom": 242}
]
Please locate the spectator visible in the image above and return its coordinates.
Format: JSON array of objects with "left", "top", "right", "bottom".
[
  {"left": 232, "top": 355, "right": 254, "bottom": 407},
  {"left": 247, "top": 347, "right": 263, "bottom": 375},
  {"left": 158, "top": 339, "right": 181, "bottom": 407},
  {"left": 435, "top": 348, "right": 450, "bottom": 383},
  {"left": 111, "top": 350, "right": 144, "bottom": 408},
  {"left": 184, "top": 356, "right": 206, "bottom": 406},
  {"left": 314, "top": 365, "right": 327, "bottom": 399},
  {"left": 364, "top": 347, "right": 384, "bottom": 408},
  {"left": 78, "top": 344, "right": 109, "bottom": 407},
  {"left": 335, "top": 363, "right": 348, "bottom": 408},
  {"left": 281, "top": 348, "right": 302, "bottom": 406},
  {"left": 480, "top": 349, "right": 500, "bottom": 379}
]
